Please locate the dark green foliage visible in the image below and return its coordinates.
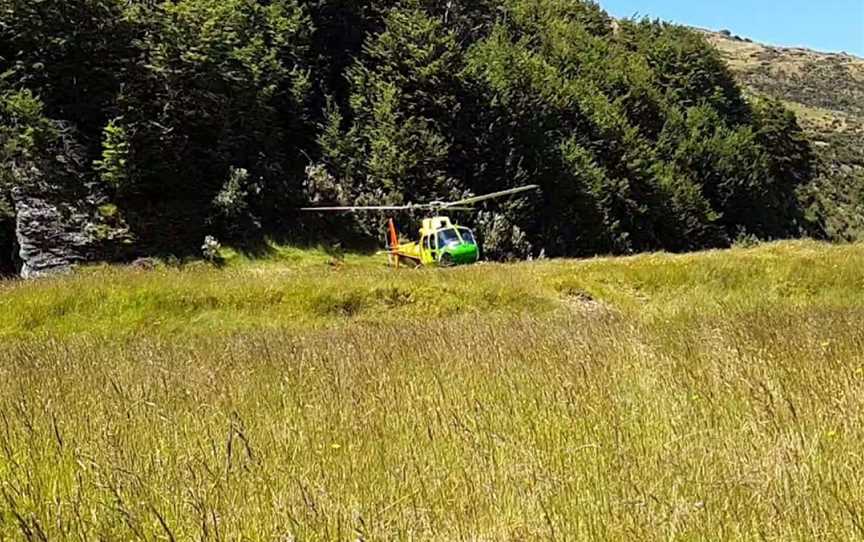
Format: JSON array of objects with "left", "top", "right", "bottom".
[
  {"left": 616, "top": 20, "right": 749, "bottom": 123},
  {"left": 0, "top": 0, "right": 137, "bottom": 141},
  {"left": 801, "top": 169, "right": 864, "bottom": 242},
  {"left": 0, "top": 90, "right": 58, "bottom": 162},
  {"left": 316, "top": 5, "right": 463, "bottom": 236},
  {"left": 799, "top": 131, "right": 864, "bottom": 242},
  {"left": 209, "top": 167, "right": 263, "bottom": 241},
  {"left": 0, "top": 0, "right": 830, "bottom": 261},
  {"left": 0, "top": 196, "right": 16, "bottom": 275},
  {"left": 455, "top": 9, "right": 729, "bottom": 255},
  {"left": 108, "top": 0, "right": 314, "bottom": 250},
  {"left": 751, "top": 99, "right": 815, "bottom": 192},
  {"left": 94, "top": 118, "right": 131, "bottom": 190}
]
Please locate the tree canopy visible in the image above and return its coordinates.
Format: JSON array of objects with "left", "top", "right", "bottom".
[{"left": 0, "top": 0, "right": 824, "bottom": 264}]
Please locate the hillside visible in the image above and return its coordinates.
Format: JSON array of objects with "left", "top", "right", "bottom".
[
  {"left": 703, "top": 30, "right": 863, "bottom": 162},
  {"left": 1, "top": 241, "right": 863, "bottom": 539},
  {"left": 701, "top": 29, "right": 864, "bottom": 240},
  {"left": 704, "top": 31, "right": 864, "bottom": 135}
]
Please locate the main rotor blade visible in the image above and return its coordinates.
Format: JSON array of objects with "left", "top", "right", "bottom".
[
  {"left": 300, "top": 185, "right": 540, "bottom": 212},
  {"left": 301, "top": 205, "right": 481, "bottom": 213},
  {"left": 300, "top": 205, "right": 421, "bottom": 212},
  {"left": 442, "top": 185, "right": 540, "bottom": 208}
]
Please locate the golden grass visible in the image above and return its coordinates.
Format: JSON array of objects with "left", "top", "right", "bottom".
[
  {"left": 1, "top": 241, "right": 863, "bottom": 540},
  {"left": 780, "top": 101, "right": 852, "bottom": 132}
]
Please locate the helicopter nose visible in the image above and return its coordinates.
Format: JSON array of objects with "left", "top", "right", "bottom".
[{"left": 448, "top": 243, "right": 479, "bottom": 264}]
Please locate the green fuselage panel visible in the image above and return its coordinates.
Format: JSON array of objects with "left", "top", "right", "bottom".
[{"left": 396, "top": 239, "right": 479, "bottom": 266}]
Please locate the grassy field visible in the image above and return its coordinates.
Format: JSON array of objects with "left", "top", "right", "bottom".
[{"left": 1, "top": 241, "right": 863, "bottom": 540}]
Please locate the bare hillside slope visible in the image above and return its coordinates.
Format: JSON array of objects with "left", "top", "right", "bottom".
[
  {"left": 701, "top": 30, "right": 864, "bottom": 240},
  {"left": 703, "top": 30, "right": 863, "bottom": 140}
]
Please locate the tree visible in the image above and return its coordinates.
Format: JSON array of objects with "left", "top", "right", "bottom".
[
  {"left": 105, "top": 0, "right": 315, "bottom": 250},
  {"left": 317, "top": 5, "right": 463, "bottom": 235},
  {"left": 0, "top": 0, "right": 825, "bottom": 264},
  {"left": 616, "top": 19, "right": 749, "bottom": 124},
  {"left": 0, "top": 0, "right": 138, "bottom": 141}
]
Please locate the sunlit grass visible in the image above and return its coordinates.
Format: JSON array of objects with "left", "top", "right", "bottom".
[
  {"left": 1, "top": 240, "right": 861, "bottom": 338},
  {"left": 1, "top": 240, "right": 863, "bottom": 539}
]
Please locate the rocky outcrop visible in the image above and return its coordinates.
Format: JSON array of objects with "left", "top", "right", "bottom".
[{"left": 8, "top": 123, "right": 134, "bottom": 278}]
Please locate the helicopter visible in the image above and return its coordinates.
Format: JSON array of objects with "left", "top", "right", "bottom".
[{"left": 301, "top": 185, "right": 540, "bottom": 268}]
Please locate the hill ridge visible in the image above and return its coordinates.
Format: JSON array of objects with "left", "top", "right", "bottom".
[{"left": 695, "top": 27, "right": 864, "bottom": 241}]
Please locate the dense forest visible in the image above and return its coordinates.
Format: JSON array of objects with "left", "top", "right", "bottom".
[{"left": 0, "top": 0, "right": 829, "bottom": 272}]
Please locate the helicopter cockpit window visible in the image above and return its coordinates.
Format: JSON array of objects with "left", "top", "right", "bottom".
[
  {"left": 458, "top": 228, "right": 476, "bottom": 245},
  {"left": 437, "top": 228, "right": 461, "bottom": 249}
]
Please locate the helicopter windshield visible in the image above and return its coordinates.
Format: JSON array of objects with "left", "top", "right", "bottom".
[
  {"left": 437, "top": 228, "right": 461, "bottom": 249},
  {"left": 458, "top": 228, "right": 476, "bottom": 245}
]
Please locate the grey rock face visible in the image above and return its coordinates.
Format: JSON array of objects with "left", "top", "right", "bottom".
[{"left": 9, "top": 124, "right": 133, "bottom": 279}]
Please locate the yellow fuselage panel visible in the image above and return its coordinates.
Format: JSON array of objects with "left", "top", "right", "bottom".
[
  {"left": 420, "top": 217, "right": 455, "bottom": 237},
  {"left": 396, "top": 241, "right": 423, "bottom": 260}
]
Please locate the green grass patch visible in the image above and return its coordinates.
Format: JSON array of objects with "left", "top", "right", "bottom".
[
  {"left": 1, "top": 241, "right": 863, "bottom": 539},
  {"left": 1, "top": 240, "right": 862, "bottom": 338}
]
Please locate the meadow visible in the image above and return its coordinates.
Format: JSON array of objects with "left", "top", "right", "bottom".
[{"left": 1, "top": 241, "right": 863, "bottom": 540}]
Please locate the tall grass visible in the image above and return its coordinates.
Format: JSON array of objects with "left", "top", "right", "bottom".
[
  {"left": 1, "top": 241, "right": 863, "bottom": 540},
  {"left": 1, "top": 240, "right": 861, "bottom": 337}
]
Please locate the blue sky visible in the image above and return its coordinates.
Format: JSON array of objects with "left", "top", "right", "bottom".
[{"left": 599, "top": 0, "right": 864, "bottom": 56}]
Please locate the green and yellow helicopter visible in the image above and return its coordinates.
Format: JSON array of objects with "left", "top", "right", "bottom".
[{"left": 302, "top": 185, "right": 539, "bottom": 268}]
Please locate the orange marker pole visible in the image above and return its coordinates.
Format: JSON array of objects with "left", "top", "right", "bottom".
[{"left": 388, "top": 218, "right": 399, "bottom": 269}]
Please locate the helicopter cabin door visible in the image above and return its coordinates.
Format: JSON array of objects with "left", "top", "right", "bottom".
[{"left": 421, "top": 232, "right": 436, "bottom": 265}]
